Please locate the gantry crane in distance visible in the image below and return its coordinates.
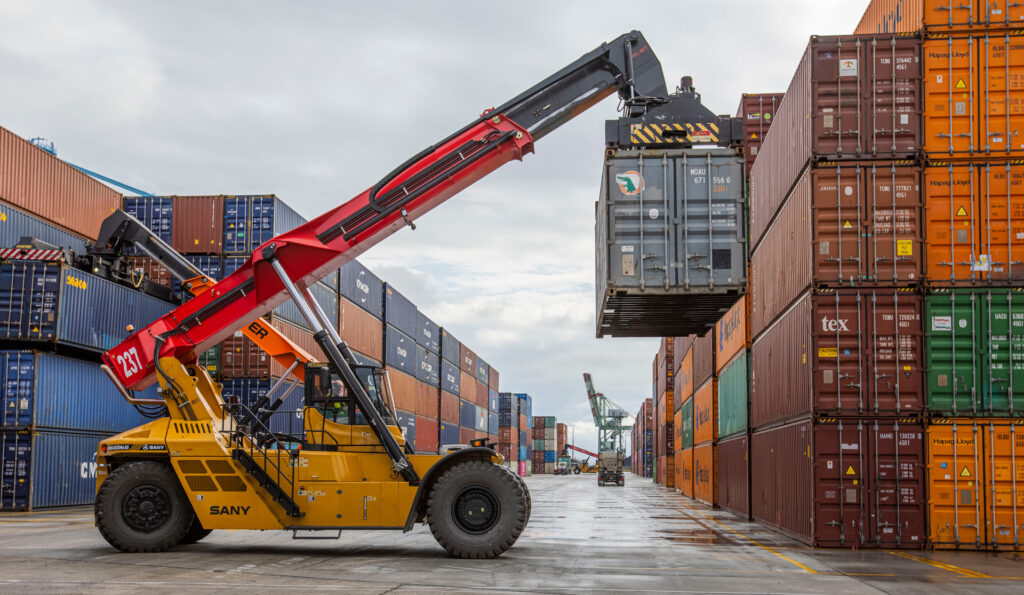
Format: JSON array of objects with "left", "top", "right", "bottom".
[{"left": 582, "top": 373, "right": 632, "bottom": 454}]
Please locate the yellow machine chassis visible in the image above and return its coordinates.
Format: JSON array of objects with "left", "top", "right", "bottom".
[{"left": 96, "top": 358, "right": 501, "bottom": 531}]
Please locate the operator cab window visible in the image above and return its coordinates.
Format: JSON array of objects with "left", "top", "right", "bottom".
[{"left": 305, "top": 364, "right": 396, "bottom": 425}]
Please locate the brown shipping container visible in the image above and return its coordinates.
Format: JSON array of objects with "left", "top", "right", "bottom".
[
  {"left": 693, "top": 380, "right": 716, "bottom": 445},
  {"left": 414, "top": 381, "right": 438, "bottom": 418},
  {"left": 752, "top": 417, "right": 926, "bottom": 548},
  {"left": 750, "top": 34, "right": 922, "bottom": 247},
  {"left": 440, "top": 391, "right": 459, "bottom": 424},
  {"left": 338, "top": 297, "right": 384, "bottom": 361},
  {"left": 674, "top": 348, "right": 693, "bottom": 412},
  {"left": 750, "top": 289, "right": 924, "bottom": 430},
  {"left": 674, "top": 335, "right": 694, "bottom": 371},
  {"left": 715, "top": 300, "right": 747, "bottom": 374},
  {"left": 736, "top": 93, "right": 786, "bottom": 175},
  {"left": 129, "top": 256, "right": 173, "bottom": 289},
  {"left": 664, "top": 451, "right": 675, "bottom": 489},
  {"left": 386, "top": 367, "right": 417, "bottom": 413},
  {"left": 692, "top": 330, "right": 715, "bottom": 388},
  {"left": 693, "top": 443, "right": 716, "bottom": 506},
  {"left": 925, "top": 160, "right": 1024, "bottom": 284},
  {"left": 415, "top": 416, "right": 438, "bottom": 453},
  {"left": 678, "top": 448, "right": 694, "bottom": 497},
  {"left": 0, "top": 126, "right": 122, "bottom": 240},
  {"left": 221, "top": 331, "right": 270, "bottom": 378},
  {"left": 488, "top": 366, "right": 499, "bottom": 390},
  {"left": 459, "top": 345, "right": 477, "bottom": 375},
  {"left": 928, "top": 418, "right": 1024, "bottom": 551},
  {"left": 474, "top": 380, "right": 488, "bottom": 408},
  {"left": 716, "top": 434, "right": 750, "bottom": 519},
  {"left": 657, "top": 456, "right": 666, "bottom": 486},
  {"left": 459, "top": 371, "right": 475, "bottom": 402},
  {"left": 171, "top": 195, "right": 224, "bottom": 254}
]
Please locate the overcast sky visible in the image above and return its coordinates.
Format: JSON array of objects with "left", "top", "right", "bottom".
[{"left": 0, "top": 1, "right": 868, "bottom": 454}]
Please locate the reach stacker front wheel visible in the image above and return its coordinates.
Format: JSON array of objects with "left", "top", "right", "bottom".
[
  {"left": 426, "top": 460, "right": 528, "bottom": 559},
  {"left": 95, "top": 461, "right": 193, "bottom": 552}
]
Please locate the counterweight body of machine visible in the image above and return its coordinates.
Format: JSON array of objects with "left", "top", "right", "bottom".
[{"left": 91, "top": 30, "right": 705, "bottom": 559}]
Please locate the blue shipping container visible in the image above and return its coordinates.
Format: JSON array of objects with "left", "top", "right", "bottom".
[
  {"left": 488, "top": 389, "right": 499, "bottom": 412},
  {"left": 267, "top": 380, "right": 304, "bottom": 436},
  {"left": 415, "top": 345, "right": 439, "bottom": 387},
  {"left": 459, "top": 399, "right": 476, "bottom": 429},
  {"left": 440, "top": 359, "right": 460, "bottom": 395},
  {"left": 273, "top": 281, "right": 338, "bottom": 331},
  {"left": 544, "top": 450, "right": 556, "bottom": 463},
  {"left": 475, "top": 358, "right": 489, "bottom": 385},
  {"left": 518, "top": 445, "right": 528, "bottom": 460},
  {"left": 439, "top": 422, "right": 460, "bottom": 447},
  {"left": 498, "top": 392, "right": 519, "bottom": 416},
  {"left": 0, "top": 260, "right": 175, "bottom": 353},
  {"left": 383, "top": 284, "right": 417, "bottom": 339},
  {"left": 223, "top": 195, "right": 305, "bottom": 254},
  {"left": 519, "top": 430, "right": 527, "bottom": 444},
  {"left": 1, "top": 429, "right": 109, "bottom": 510},
  {"left": 0, "top": 202, "right": 87, "bottom": 253},
  {"left": 123, "top": 197, "right": 173, "bottom": 255},
  {"left": 173, "top": 255, "right": 223, "bottom": 301},
  {"left": 415, "top": 311, "right": 439, "bottom": 354},
  {"left": 384, "top": 324, "right": 416, "bottom": 375},
  {"left": 488, "top": 411, "right": 498, "bottom": 436},
  {"left": 339, "top": 259, "right": 382, "bottom": 319},
  {"left": 1, "top": 351, "right": 158, "bottom": 433},
  {"left": 395, "top": 410, "right": 416, "bottom": 447},
  {"left": 474, "top": 406, "right": 488, "bottom": 433},
  {"left": 440, "top": 328, "right": 460, "bottom": 366}
]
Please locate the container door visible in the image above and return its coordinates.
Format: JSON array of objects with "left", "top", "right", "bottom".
[
  {"left": 604, "top": 155, "right": 675, "bottom": 289},
  {"left": 0, "top": 351, "right": 34, "bottom": 427},
  {"left": 810, "top": 38, "right": 865, "bottom": 157},
  {"left": 812, "top": 291, "right": 867, "bottom": 413},
  {"left": 924, "top": 162, "right": 981, "bottom": 282},
  {"left": 983, "top": 420, "right": 1024, "bottom": 549},
  {"left": 813, "top": 163, "right": 867, "bottom": 285},
  {"left": 869, "top": 419, "right": 926, "bottom": 548},
  {"left": 977, "top": 31, "right": 1024, "bottom": 158},
  {"left": 866, "top": 36, "right": 922, "bottom": 156},
  {"left": 866, "top": 162, "right": 923, "bottom": 284},
  {"left": 927, "top": 421, "right": 984, "bottom": 548},
  {"left": 981, "top": 289, "right": 1024, "bottom": 415},
  {"left": 814, "top": 420, "right": 867, "bottom": 547},
  {"left": 676, "top": 153, "right": 744, "bottom": 289},
  {"left": 0, "top": 430, "right": 31, "bottom": 511},
  {"left": 925, "top": 290, "right": 981, "bottom": 415},
  {"left": 867, "top": 290, "right": 924, "bottom": 413},
  {"left": 979, "top": 161, "right": 1024, "bottom": 283},
  {"left": 923, "top": 34, "right": 979, "bottom": 157}
]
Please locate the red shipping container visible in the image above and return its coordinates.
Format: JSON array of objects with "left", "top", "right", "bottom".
[
  {"left": 459, "top": 345, "right": 477, "bottom": 375},
  {"left": 460, "top": 427, "right": 476, "bottom": 445},
  {"left": 716, "top": 434, "right": 750, "bottom": 519},
  {"left": 692, "top": 331, "right": 715, "bottom": 388},
  {"left": 414, "top": 381, "right": 438, "bottom": 418},
  {"left": 673, "top": 335, "right": 694, "bottom": 372},
  {"left": 736, "top": 93, "right": 786, "bottom": 175},
  {"left": 0, "top": 126, "right": 122, "bottom": 240},
  {"left": 488, "top": 366, "right": 499, "bottom": 390},
  {"left": 749, "top": 34, "right": 922, "bottom": 247},
  {"left": 386, "top": 367, "right": 417, "bottom": 413},
  {"left": 338, "top": 298, "right": 383, "bottom": 362},
  {"left": 415, "top": 416, "right": 438, "bottom": 453},
  {"left": 129, "top": 256, "right": 173, "bottom": 289},
  {"left": 171, "top": 195, "right": 224, "bottom": 254},
  {"left": 440, "top": 391, "right": 459, "bottom": 424},
  {"left": 220, "top": 331, "right": 270, "bottom": 378},
  {"left": 751, "top": 416, "right": 926, "bottom": 548}
]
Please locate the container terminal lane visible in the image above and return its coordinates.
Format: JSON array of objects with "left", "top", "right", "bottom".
[{"left": 0, "top": 474, "right": 1021, "bottom": 594}]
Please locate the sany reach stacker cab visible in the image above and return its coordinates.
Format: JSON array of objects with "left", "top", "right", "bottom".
[{"left": 93, "top": 31, "right": 735, "bottom": 558}]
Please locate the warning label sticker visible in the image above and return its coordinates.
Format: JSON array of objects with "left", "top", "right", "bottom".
[
  {"left": 932, "top": 316, "right": 952, "bottom": 331},
  {"left": 819, "top": 347, "right": 838, "bottom": 358},
  {"left": 839, "top": 59, "right": 858, "bottom": 77},
  {"left": 955, "top": 77, "right": 967, "bottom": 89},
  {"left": 843, "top": 220, "right": 853, "bottom": 229},
  {"left": 897, "top": 240, "right": 912, "bottom": 256},
  {"left": 846, "top": 465, "right": 856, "bottom": 476},
  {"left": 956, "top": 206, "right": 968, "bottom": 217},
  {"left": 960, "top": 466, "right": 972, "bottom": 478}
]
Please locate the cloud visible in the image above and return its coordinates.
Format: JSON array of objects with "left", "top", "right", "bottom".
[{"left": 0, "top": 0, "right": 869, "bottom": 453}]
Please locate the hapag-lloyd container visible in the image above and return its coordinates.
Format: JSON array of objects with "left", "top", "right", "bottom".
[
  {"left": 0, "top": 351, "right": 156, "bottom": 432},
  {"left": 736, "top": 93, "right": 786, "bottom": 175},
  {"left": 694, "top": 380, "right": 717, "bottom": 445},
  {"left": 677, "top": 447, "right": 694, "bottom": 497},
  {"left": 751, "top": 416, "right": 926, "bottom": 548},
  {"left": 0, "top": 126, "right": 121, "bottom": 241},
  {"left": 673, "top": 335, "right": 694, "bottom": 373},
  {"left": 924, "top": 161, "right": 1024, "bottom": 284},
  {"left": 750, "top": 289, "right": 924, "bottom": 429},
  {"left": 1, "top": 429, "right": 112, "bottom": 510},
  {"left": 924, "top": 288, "right": 1024, "bottom": 415},
  {"left": 927, "top": 418, "right": 1024, "bottom": 550},
  {"left": 673, "top": 347, "right": 693, "bottom": 412},
  {"left": 693, "top": 442, "right": 716, "bottom": 506},
  {"left": 0, "top": 259, "right": 175, "bottom": 353},
  {"left": 0, "top": 201, "right": 87, "bottom": 253},
  {"left": 923, "top": 31, "right": 1024, "bottom": 159},
  {"left": 855, "top": 0, "right": 1024, "bottom": 33},
  {"left": 715, "top": 299, "right": 747, "bottom": 373},
  {"left": 716, "top": 434, "right": 750, "bottom": 519},
  {"left": 596, "top": 148, "right": 747, "bottom": 338},
  {"left": 749, "top": 34, "right": 922, "bottom": 247}
]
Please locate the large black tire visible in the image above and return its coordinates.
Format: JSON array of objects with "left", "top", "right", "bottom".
[
  {"left": 426, "top": 460, "right": 527, "bottom": 559},
  {"left": 95, "top": 461, "right": 193, "bottom": 553},
  {"left": 506, "top": 467, "right": 531, "bottom": 525},
  {"left": 572, "top": 467, "right": 581, "bottom": 475},
  {"left": 180, "top": 516, "right": 213, "bottom": 544}
]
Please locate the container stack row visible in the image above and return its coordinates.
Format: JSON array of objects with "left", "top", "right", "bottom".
[
  {"left": 652, "top": 338, "right": 675, "bottom": 486},
  {"left": 631, "top": 398, "right": 654, "bottom": 477},
  {"left": 531, "top": 416, "right": 559, "bottom": 474},
  {"left": 0, "top": 127, "right": 176, "bottom": 510}
]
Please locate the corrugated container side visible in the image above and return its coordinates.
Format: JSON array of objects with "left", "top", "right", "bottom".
[
  {"left": 414, "top": 344, "right": 440, "bottom": 388},
  {"left": 440, "top": 328, "right": 460, "bottom": 365},
  {"left": 1, "top": 429, "right": 111, "bottom": 510},
  {"left": 693, "top": 442, "right": 716, "bottom": 506},
  {"left": 475, "top": 358, "right": 489, "bottom": 386},
  {"left": 674, "top": 347, "right": 693, "bottom": 412},
  {"left": 717, "top": 352, "right": 748, "bottom": 440},
  {"left": 488, "top": 365, "right": 499, "bottom": 390},
  {"left": 716, "top": 434, "right": 750, "bottom": 518},
  {"left": 0, "top": 126, "right": 122, "bottom": 240},
  {"left": 338, "top": 297, "right": 383, "bottom": 362},
  {"left": 340, "top": 259, "right": 383, "bottom": 319},
  {"left": 692, "top": 331, "right": 715, "bottom": 388},
  {"left": 679, "top": 397, "right": 694, "bottom": 448},
  {"left": 395, "top": 410, "right": 415, "bottom": 448},
  {"left": 715, "top": 299, "right": 747, "bottom": 374},
  {"left": 383, "top": 284, "right": 417, "bottom": 339},
  {"left": 415, "top": 311, "right": 440, "bottom": 354},
  {"left": 459, "top": 345, "right": 477, "bottom": 375},
  {"left": 384, "top": 325, "right": 416, "bottom": 375},
  {"left": 736, "top": 93, "right": 786, "bottom": 175},
  {"left": 855, "top": 0, "right": 923, "bottom": 34},
  {"left": 171, "top": 195, "right": 224, "bottom": 254},
  {"left": 415, "top": 416, "right": 438, "bottom": 453},
  {"left": 694, "top": 379, "right": 717, "bottom": 445},
  {"left": 439, "top": 422, "right": 460, "bottom": 447},
  {"left": 222, "top": 195, "right": 305, "bottom": 254},
  {"left": 0, "top": 201, "right": 87, "bottom": 253},
  {"left": 440, "top": 360, "right": 460, "bottom": 395},
  {"left": 673, "top": 335, "right": 694, "bottom": 372},
  {"left": 677, "top": 447, "right": 694, "bottom": 497},
  {"left": 273, "top": 281, "right": 338, "bottom": 332},
  {"left": 413, "top": 379, "right": 438, "bottom": 418},
  {"left": 440, "top": 391, "right": 459, "bottom": 424},
  {"left": 751, "top": 419, "right": 814, "bottom": 543},
  {"left": 386, "top": 367, "right": 417, "bottom": 413}
]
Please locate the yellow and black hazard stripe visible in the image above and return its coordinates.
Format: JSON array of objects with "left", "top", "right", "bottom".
[{"left": 630, "top": 122, "right": 720, "bottom": 145}]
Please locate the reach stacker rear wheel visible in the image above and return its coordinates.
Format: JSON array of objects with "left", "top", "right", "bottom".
[
  {"left": 426, "top": 460, "right": 528, "bottom": 559},
  {"left": 95, "top": 461, "right": 193, "bottom": 552}
]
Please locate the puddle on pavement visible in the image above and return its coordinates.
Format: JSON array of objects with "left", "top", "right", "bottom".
[{"left": 654, "top": 528, "right": 734, "bottom": 545}]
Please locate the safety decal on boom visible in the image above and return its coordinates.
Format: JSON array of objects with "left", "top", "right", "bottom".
[{"left": 630, "top": 122, "right": 720, "bottom": 145}]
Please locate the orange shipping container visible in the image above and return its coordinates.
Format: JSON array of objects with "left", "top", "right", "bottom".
[
  {"left": 855, "top": 1, "right": 1023, "bottom": 34},
  {"left": 338, "top": 298, "right": 383, "bottom": 362},
  {"left": 924, "top": 31, "right": 1024, "bottom": 159},
  {"left": 694, "top": 443, "right": 716, "bottom": 506},
  {"left": 673, "top": 409, "right": 683, "bottom": 452},
  {"left": 715, "top": 300, "right": 747, "bottom": 374},
  {"left": 664, "top": 451, "right": 675, "bottom": 489},
  {"left": 924, "top": 160, "right": 1024, "bottom": 283},
  {"left": 674, "top": 348, "right": 693, "bottom": 413},
  {"left": 385, "top": 366, "right": 417, "bottom": 413},
  {"left": 474, "top": 380, "right": 488, "bottom": 408},
  {"left": 415, "top": 381, "right": 439, "bottom": 418},
  {"left": 459, "top": 371, "right": 475, "bottom": 402},
  {"left": 693, "top": 380, "right": 717, "bottom": 445},
  {"left": 678, "top": 447, "right": 694, "bottom": 497},
  {"left": 927, "top": 419, "right": 1024, "bottom": 550}
]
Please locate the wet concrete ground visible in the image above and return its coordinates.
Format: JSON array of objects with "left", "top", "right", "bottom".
[{"left": 0, "top": 473, "right": 1021, "bottom": 593}]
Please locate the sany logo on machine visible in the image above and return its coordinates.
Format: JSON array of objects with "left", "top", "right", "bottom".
[
  {"left": 615, "top": 171, "right": 644, "bottom": 196},
  {"left": 821, "top": 317, "right": 850, "bottom": 332},
  {"left": 210, "top": 505, "right": 250, "bottom": 515}
]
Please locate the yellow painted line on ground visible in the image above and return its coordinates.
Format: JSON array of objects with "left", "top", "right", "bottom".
[
  {"left": 681, "top": 504, "right": 818, "bottom": 575},
  {"left": 887, "top": 550, "right": 992, "bottom": 579}
]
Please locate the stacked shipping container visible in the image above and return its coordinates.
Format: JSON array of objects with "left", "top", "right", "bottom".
[
  {"left": 652, "top": 338, "right": 674, "bottom": 486},
  {"left": 632, "top": 398, "right": 654, "bottom": 477},
  {"left": 531, "top": 416, "right": 559, "bottom": 474}
]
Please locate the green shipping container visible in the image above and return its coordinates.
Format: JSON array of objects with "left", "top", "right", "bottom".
[
  {"left": 925, "top": 288, "right": 1024, "bottom": 416},
  {"left": 198, "top": 345, "right": 221, "bottom": 377},
  {"left": 717, "top": 351, "right": 748, "bottom": 439},
  {"left": 545, "top": 416, "right": 556, "bottom": 427},
  {"left": 679, "top": 397, "right": 694, "bottom": 448},
  {"left": 533, "top": 439, "right": 544, "bottom": 451}
]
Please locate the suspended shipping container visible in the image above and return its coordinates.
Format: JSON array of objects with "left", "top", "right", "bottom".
[{"left": 0, "top": 201, "right": 86, "bottom": 253}]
